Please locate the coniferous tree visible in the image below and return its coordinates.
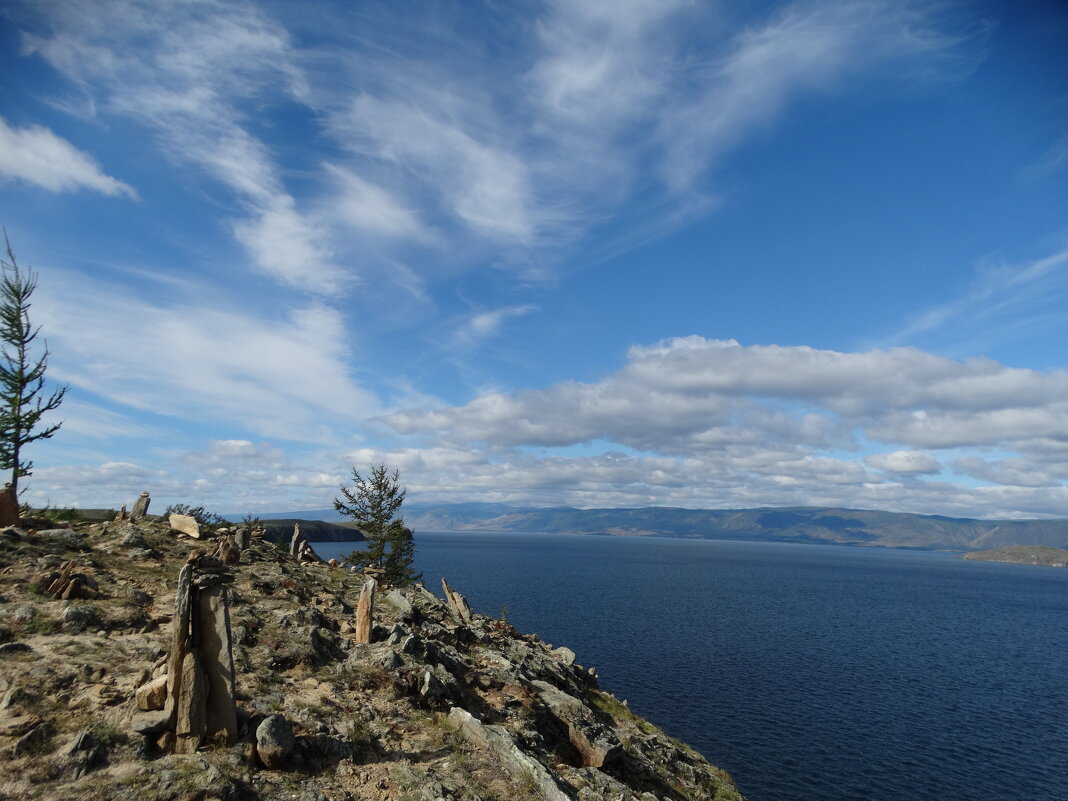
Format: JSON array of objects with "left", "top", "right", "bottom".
[
  {"left": 335, "top": 464, "right": 421, "bottom": 586},
  {"left": 0, "top": 235, "right": 66, "bottom": 496}
]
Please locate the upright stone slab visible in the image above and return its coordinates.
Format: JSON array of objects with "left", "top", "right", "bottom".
[
  {"left": 195, "top": 583, "right": 238, "bottom": 742},
  {"left": 355, "top": 578, "right": 377, "bottom": 644},
  {"left": 174, "top": 650, "right": 207, "bottom": 754},
  {"left": 165, "top": 565, "right": 193, "bottom": 728},
  {"left": 0, "top": 484, "right": 18, "bottom": 527},
  {"left": 130, "top": 491, "right": 151, "bottom": 521},
  {"left": 441, "top": 578, "right": 473, "bottom": 624}
]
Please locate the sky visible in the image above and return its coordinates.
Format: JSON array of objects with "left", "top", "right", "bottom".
[{"left": 0, "top": 0, "right": 1067, "bottom": 519}]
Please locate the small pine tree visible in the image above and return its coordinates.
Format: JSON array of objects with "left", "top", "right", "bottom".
[
  {"left": 335, "top": 464, "right": 421, "bottom": 586},
  {"left": 0, "top": 234, "right": 67, "bottom": 496}
]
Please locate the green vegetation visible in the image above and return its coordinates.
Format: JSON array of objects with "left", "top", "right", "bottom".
[
  {"left": 335, "top": 463, "right": 421, "bottom": 586},
  {"left": 0, "top": 233, "right": 67, "bottom": 497},
  {"left": 963, "top": 544, "right": 1068, "bottom": 567}
]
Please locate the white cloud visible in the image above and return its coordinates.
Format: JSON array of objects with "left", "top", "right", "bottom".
[
  {"left": 865, "top": 450, "right": 942, "bottom": 475},
  {"left": 50, "top": 400, "right": 160, "bottom": 441},
  {"left": 35, "top": 270, "right": 380, "bottom": 442},
  {"left": 0, "top": 116, "right": 136, "bottom": 198},
  {"left": 377, "top": 336, "right": 1068, "bottom": 515},
  {"left": 23, "top": 0, "right": 340, "bottom": 292},
  {"left": 336, "top": 95, "right": 543, "bottom": 245},
  {"left": 15, "top": 0, "right": 983, "bottom": 289},
  {"left": 951, "top": 456, "right": 1057, "bottom": 488},
  {"left": 387, "top": 337, "right": 1068, "bottom": 451},
  {"left": 324, "top": 164, "right": 429, "bottom": 242},
  {"left": 881, "top": 247, "right": 1068, "bottom": 352},
  {"left": 454, "top": 304, "right": 538, "bottom": 347},
  {"left": 658, "top": 1, "right": 980, "bottom": 192}
]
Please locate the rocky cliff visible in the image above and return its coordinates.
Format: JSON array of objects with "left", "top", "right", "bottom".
[{"left": 0, "top": 513, "right": 744, "bottom": 801}]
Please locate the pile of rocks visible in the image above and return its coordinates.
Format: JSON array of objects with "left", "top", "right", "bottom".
[
  {"left": 132, "top": 554, "right": 238, "bottom": 754},
  {"left": 289, "top": 524, "right": 324, "bottom": 565}
]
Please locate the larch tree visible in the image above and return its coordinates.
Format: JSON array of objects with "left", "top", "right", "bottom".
[
  {"left": 0, "top": 234, "right": 67, "bottom": 497},
  {"left": 335, "top": 464, "right": 421, "bottom": 586}
]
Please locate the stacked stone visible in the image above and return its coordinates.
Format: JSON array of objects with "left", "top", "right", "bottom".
[
  {"left": 130, "top": 491, "right": 151, "bottom": 521},
  {"left": 289, "top": 523, "right": 324, "bottom": 564},
  {"left": 133, "top": 554, "right": 238, "bottom": 754},
  {"left": 214, "top": 535, "right": 241, "bottom": 565}
]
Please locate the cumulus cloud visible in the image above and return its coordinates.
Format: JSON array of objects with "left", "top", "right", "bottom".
[
  {"left": 386, "top": 337, "right": 1068, "bottom": 452},
  {"left": 0, "top": 117, "right": 136, "bottom": 197},
  {"left": 951, "top": 456, "right": 1056, "bottom": 488},
  {"left": 865, "top": 450, "right": 942, "bottom": 475},
  {"left": 376, "top": 337, "right": 1068, "bottom": 516}
]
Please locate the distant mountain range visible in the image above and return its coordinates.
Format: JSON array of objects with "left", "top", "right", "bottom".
[{"left": 231, "top": 503, "right": 1068, "bottom": 551}]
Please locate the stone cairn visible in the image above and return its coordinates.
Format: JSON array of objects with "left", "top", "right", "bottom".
[
  {"left": 289, "top": 523, "right": 324, "bottom": 565},
  {"left": 134, "top": 553, "right": 238, "bottom": 754},
  {"left": 130, "top": 491, "right": 151, "bottom": 521}
]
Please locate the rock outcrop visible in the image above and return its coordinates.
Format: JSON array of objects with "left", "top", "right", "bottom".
[{"left": 0, "top": 508, "right": 746, "bottom": 801}]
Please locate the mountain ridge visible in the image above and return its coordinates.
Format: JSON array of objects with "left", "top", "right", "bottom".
[{"left": 229, "top": 504, "right": 1068, "bottom": 551}]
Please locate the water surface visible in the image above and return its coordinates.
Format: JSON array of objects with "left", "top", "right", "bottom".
[{"left": 317, "top": 534, "right": 1068, "bottom": 801}]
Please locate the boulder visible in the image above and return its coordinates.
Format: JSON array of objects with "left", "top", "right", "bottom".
[
  {"left": 551, "top": 646, "right": 577, "bottom": 666},
  {"left": 531, "top": 680, "right": 622, "bottom": 768},
  {"left": 63, "top": 604, "right": 101, "bottom": 633},
  {"left": 130, "top": 709, "right": 170, "bottom": 736},
  {"left": 256, "top": 714, "right": 295, "bottom": 769},
  {"left": 384, "top": 589, "right": 415, "bottom": 622},
  {"left": 447, "top": 708, "right": 569, "bottom": 801},
  {"left": 37, "top": 528, "right": 83, "bottom": 550},
  {"left": 126, "top": 587, "right": 154, "bottom": 607},
  {"left": 169, "top": 514, "right": 201, "bottom": 539},
  {"left": 117, "top": 526, "right": 146, "bottom": 548},
  {"left": 135, "top": 675, "right": 168, "bottom": 711},
  {"left": 13, "top": 720, "right": 53, "bottom": 756}
]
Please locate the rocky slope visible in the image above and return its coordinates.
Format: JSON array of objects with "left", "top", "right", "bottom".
[
  {"left": 0, "top": 513, "right": 744, "bottom": 801},
  {"left": 962, "top": 545, "right": 1068, "bottom": 567}
]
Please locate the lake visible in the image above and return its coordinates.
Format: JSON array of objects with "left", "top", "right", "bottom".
[{"left": 315, "top": 533, "right": 1068, "bottom": 801}]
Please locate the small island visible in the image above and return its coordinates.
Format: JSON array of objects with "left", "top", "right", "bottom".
[{"left": 963, "top": 545, "right": 1068, "bottom": 567}]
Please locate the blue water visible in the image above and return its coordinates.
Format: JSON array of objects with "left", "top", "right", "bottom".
[{"left": 316, "top": 534, "right": 1068, "bottom": 801}]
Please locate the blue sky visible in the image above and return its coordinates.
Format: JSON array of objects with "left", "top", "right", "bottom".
[{"left": 0, "top": 0, "right": 1066, "bottom": 518}]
